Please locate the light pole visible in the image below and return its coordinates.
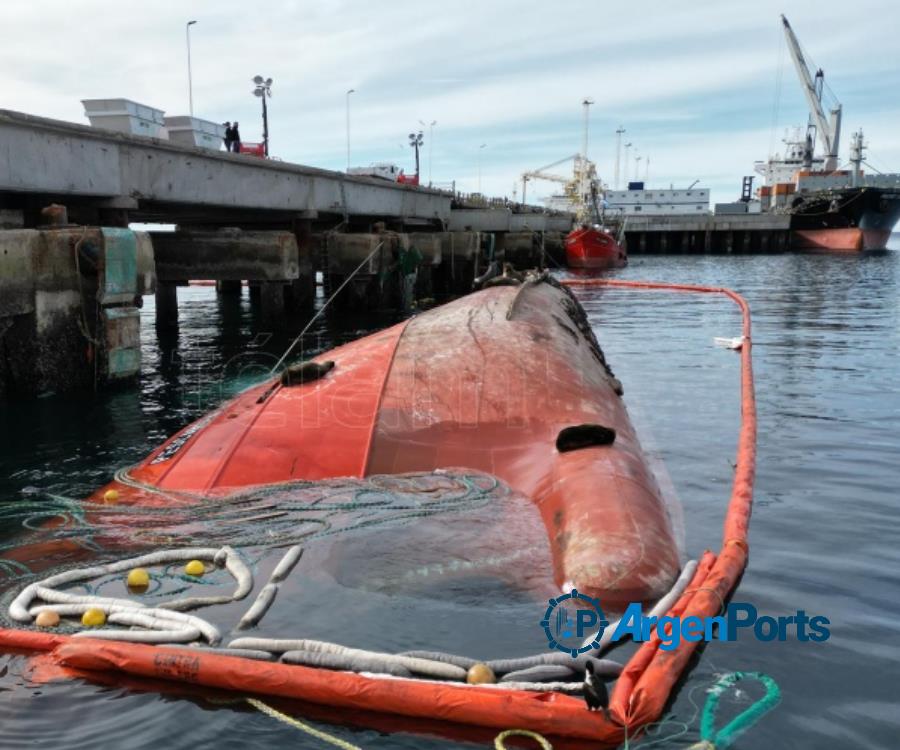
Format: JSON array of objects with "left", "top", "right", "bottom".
[
  {"left": 580, "top": 98, "right": 594, "bottom": 203},
  {"left": 346, "top": 89, "right": 355, "bottom": 171},
  {"left": 645, "top": 155, "right": 650, "bottom": 183},
  {"left": 253, "top": 76, "right": 273, "bottom": 156},
  {"left": 408, "top": 131, "right": 424, "bottom": 183},
  {"left": 614, "top": 126, "right": 625, "bottom": 189},
  {"left": 635, "top": 153, "right": 642, "bottom": 184},
  {"left": 186, "top": 20, "right": 197, "bottom": 117},
  {"left": 477, "top": 143, "right": 486, "bottom": 193},
  {"left": 623, "top": 142, "right": 632, "bottom": 184},
  {"left": 419, "top": 119, "right": 436, "bottom": 185}
]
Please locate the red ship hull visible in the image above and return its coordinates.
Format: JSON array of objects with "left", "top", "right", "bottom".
[
  {"left": 565, "top": 227, "right": 627, "bottom": 269},
  {"left": 792, "top": 227, "right": 891, "bottom": 252}
]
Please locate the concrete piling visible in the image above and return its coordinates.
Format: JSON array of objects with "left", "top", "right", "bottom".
[{"left": 0, "top": 226, "right": 153, "bottom": 397}]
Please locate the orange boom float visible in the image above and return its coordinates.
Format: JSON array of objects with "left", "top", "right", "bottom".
[{"left": 0, "top": 275, "right": 757, "bottom": 747}]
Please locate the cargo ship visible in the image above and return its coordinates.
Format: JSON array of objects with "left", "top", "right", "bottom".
[{"left": 755, "top": 16, "right": 900, "bottom": 251}]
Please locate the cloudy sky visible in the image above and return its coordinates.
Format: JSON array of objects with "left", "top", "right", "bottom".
[{"left": 4, "top": 0, "right": 899, "bottom": 204}]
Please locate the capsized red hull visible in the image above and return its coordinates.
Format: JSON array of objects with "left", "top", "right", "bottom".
[
  {"left": 792, "top": 227, "right": 891, "bottom": 252},
  {"left": 6, "top": 279, "right": 683, "bottom": 744},
  {"left": 565, "top": 227, "right": 627, "bottom": 269},
  {"left": 95, "top": 280, "right": 678, "bottom": 605}
]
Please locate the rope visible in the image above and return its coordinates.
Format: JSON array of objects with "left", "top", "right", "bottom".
[
  {"left": 271, "top": 240, "right": 385, "bottom": 374},
  {"left": 208, "top": 695, "right": 363, "bottom": 750},
  {"left": 494, "top": 729, "right": 553, "bottom": 749},
  {"left": 246, "top": 697, "right": 363, "bottom": 749},
  {"left": 691, "top": 672, "right": 781, "bottom": 750}
]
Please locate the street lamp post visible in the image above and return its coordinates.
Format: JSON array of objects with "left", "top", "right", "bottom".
[
  {"left": 253, "top": 76, "right": 273, "bottom": 156},
  {"left": 408, "top": 131, "right": 424, "bottom": 183},
  {"left": 346, "top": 89, "right": 355, "bottom": 172},
  {"left": 477, "top": 143, "right": 487, "bottom": 193},
  {"left": 186, "top": 20, "right": 197, "bottom": 117},
  {"left": 623, "top": 142, "right": 632, "bottom": 184},
  {"left": 614, "top": 126, "right": 625, "bottom": 189},
  {"left": 419, "top": 119, "right": 436, "bottom": 186}
]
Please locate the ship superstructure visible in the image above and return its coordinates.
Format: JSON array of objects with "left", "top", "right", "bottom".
[{"left": 757, "top": 15, "right": 900, "bottom": 250}]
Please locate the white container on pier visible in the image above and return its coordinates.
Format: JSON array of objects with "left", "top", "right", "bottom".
[
  {"left": 81, "top": 98, "right": 167, "bottom": 138},
  {"left": 164, "top": 116, "right": 227, "bottom": 151}
]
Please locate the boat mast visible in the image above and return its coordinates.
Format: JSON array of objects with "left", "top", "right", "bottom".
[
  {"left": 781, "top": 15, "right": 842, "bottom": 172},
  {"left": 849, "top": 130, "right": 865, "bottom": 188}
]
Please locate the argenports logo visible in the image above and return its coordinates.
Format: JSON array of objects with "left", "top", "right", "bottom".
[
  {"left": 541, "top": 589, "right": 609, "bottom": 656},
  {"left": 542, "top": 598, "right": 830, "bottom": 655}
]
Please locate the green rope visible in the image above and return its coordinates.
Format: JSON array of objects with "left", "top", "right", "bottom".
[
  {"left": 621, "top": 670, "right": 780, "bottom": 750},
  {"left": 694, "top": 671, "right": 781, "bottom": 749}
]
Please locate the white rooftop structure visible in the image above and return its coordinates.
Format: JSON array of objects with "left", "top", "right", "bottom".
[{"left": 605, "top": 187, "right": 710, "bottom": 215}]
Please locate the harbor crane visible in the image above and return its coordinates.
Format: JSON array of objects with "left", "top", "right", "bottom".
[
  {"left": 520, "top": 153, "right": 580, "bottom": 205},
  {"left": 781, "top": 15, "right": 842, "bottom": 171}
]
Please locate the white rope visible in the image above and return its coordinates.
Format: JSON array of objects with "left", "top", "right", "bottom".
[
  {"left": 9, "top": 547, "right": 250, "bottom": 645},
  {"left": 271, "top": 241, "right": 385, "bottom": 374}
]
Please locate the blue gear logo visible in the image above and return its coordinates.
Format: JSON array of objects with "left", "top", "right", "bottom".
[{"left": 541, "top": 589, "right": 609, "bottom": 657}]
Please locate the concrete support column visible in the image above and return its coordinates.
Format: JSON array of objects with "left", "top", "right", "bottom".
[
  {"left": 216, "top": 280, "right": 242, "bottom": 294},
  {"left": 260, "top": 282, "right": 285, "bottom": 326},
  {"left": 704, "top": 231, "right": 712, "bottom": 253},
  {"left": 155, "top": 282, "right": 179, "bottom": 328},
  {"left": 97, "top": 208, "right": 130, "bottom": 228},
  {"left": 288, "top": 219, "right": 316, "bottom": 312}
]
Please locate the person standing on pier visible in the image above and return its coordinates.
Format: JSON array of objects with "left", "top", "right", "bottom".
[
  {"left": 223, "top": 122, "right": 234, "bottom": 151},
  {"left": 232, "top": 122, "right": 242, "bottom": 154}
]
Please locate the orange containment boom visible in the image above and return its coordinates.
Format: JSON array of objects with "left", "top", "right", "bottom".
[
  {"left": 0, "top": 278, "right": 758, "bottom": 746},
  {"left": 561, "top": 279, "right": 756, "bottom": 729}
]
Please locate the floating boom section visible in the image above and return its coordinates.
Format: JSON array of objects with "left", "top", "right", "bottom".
[{"left": 101, "top": 281, "right": 680, "bottom": 606}]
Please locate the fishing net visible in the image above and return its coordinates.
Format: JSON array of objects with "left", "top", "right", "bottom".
[{"left": 0, "top": 470, "right": 559, "bottom": 660}]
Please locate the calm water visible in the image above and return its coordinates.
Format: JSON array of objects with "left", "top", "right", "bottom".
[{"left": 1, "top": 242, "right": 899, "bottom": 748}]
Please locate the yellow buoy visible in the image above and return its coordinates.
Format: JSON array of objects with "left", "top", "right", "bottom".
[
  {"left": 81, "top": 608, "right": 106, "bottom": 627},
  {"left": 103, "top": 489, "right": 119, "bottom": 503},
  {"left": 127, "top": 568, "right": 150, "bottom": 591},
  {"left": 466, "top": 663, "right": 496, "bottom": 685},
  {"left": 184, "top": 559, "right": 205, "bottom": 577},
  {"left": 35, "top": 610, "right": 60, "bottom": 628}
]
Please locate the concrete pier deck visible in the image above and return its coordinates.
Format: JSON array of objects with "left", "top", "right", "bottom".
[
  {"left": 0, "top": 109, "right": 451, "bottom": 226},
  {"left": 622, "top": 213, "right": 792, "bottom": 253}
]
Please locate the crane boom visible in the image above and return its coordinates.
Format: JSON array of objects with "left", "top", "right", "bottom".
[
  {"left": 781, "top": 15, "right": 842, "bottom": 170},
  {"left": 520, "top": 154, "right": 581, "bottom": 203}
]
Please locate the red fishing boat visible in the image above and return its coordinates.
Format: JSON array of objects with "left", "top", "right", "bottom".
[{"left": 565, "top": 226, "right": 627, "bottom": 269}]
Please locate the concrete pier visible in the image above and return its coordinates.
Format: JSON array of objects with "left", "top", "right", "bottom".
[
  {"left": 0, "top": 104, "right": 798, "bottom": 400},
  {"left": 0, "top": 227, "right": 154, "bottom": 397},
  {"left": 150, "top": 228, "right": 309, "bottom": 327},
  {"left": 622, "top": 213, "right": 791, "bottom": 254}
]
